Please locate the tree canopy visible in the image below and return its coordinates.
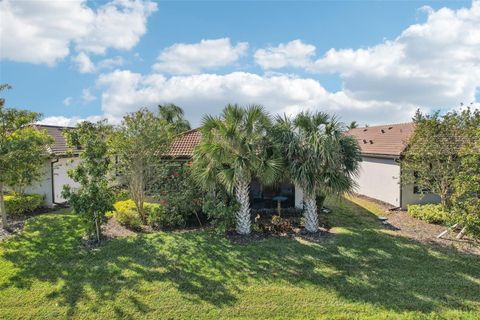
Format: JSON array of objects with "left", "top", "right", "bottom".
[
  {"left": 0, "top": 84, "right": 52, "bottom": 228},
  {"left": 193, "top": 104, "right": 282, "bottom": 234}
]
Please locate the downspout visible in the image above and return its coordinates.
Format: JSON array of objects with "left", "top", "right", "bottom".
[{"left": 51, "top": 158, "right": 60, "bottom": 205}]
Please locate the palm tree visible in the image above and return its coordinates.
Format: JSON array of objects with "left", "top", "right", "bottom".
[
  {"left": 272, "top": 111, "right": 361, "bottom": 233},
  {"left": 347, "top": 121, "right": 358, "bottom": 129},
  {"left": 158, "top": 104, "right": 191, "bottom": 133},
  {"left": 193, "top": 104, "right": 282, "bottom": 235}
]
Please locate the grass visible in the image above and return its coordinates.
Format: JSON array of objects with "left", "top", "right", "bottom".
[{"left": 0, "top": 198, "right": 479, "bottom": 319}]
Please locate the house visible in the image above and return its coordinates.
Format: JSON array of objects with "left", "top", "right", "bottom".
[
  {"left": 347, "top": 123, "right": 440, "bottom": 209},
  {"left": 24, "top": 125, "right": 81, "bottom": 207},
  {"left": 168, "top": 128, "right": 304, "bottom": 209}
]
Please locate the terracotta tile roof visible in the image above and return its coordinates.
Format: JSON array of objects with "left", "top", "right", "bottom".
[
  {"left": 34, "top": 124, "right": 80, "bottom": 156},
  {"left": 167, "top": 128, "right": 202, "bottom": 158},
  {"left": 347, "top": 122, "right": 415, "bottom": 157}
]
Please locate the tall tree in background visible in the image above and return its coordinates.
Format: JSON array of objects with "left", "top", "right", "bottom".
[
  {"left": 272, "top": 112, "right": 361, "bottom": 233},
  {"left": 62, "top": 121, "right": 114, "bottom": 242},
  {"left": 347, "top": 121, "right": 359, "bottom": 129},
  {"left": 452, "top": 128, "right": 480, "bottom": 236},
  {"left": 402, "top": 108, "right": 480, "bottom": 208},
  {"left": 158, "top": 104, "right": 191, "bottom": 133},
  {"left": 193, "top": 104, "right": 282, "bottom": 235},
  {"left": 0, "top": 84, "right": 52, "bottom": 229},
  {"left": 109, "top": 108, "right": 176, "bottom": 223}
]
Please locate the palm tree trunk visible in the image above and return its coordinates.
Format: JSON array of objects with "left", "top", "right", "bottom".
[
  {"left": 0, "top": 182, "right": 7, "bottom": 229},
  {"left": 235, "top": 178, "right": 251, "bottom": 235},
  {"left": 304, "top": 194, "right": 318, "bottom": 233}
]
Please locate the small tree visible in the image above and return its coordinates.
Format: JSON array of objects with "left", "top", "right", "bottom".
[
  {"left": 402, "top": 108, "right": 480, "bottom": 208},
  {"left": 62, "top": 121, "right": 114, "bottom": 242},
  {"left": 109, "top": 108, "right": 177, "bottom": 223},
  {"left": 0, "top": 84, "right": 52, "bottom": 229}
]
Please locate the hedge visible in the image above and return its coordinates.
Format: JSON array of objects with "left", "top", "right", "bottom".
[
  {"left": 4, "top": 193, "right": 44, "bottom": 215},
  {"left": 113, "top": 199, "right": 187, "bottom": 230},
  {"left": 407, "top": 204, "right": 450, "bottom": 224}
]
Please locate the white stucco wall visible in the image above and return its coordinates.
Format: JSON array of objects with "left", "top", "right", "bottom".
[
  {"left": 24, "top": 161, "right": 53, "bottom": 206},
  {"left": 24, "top": 157, "right": 81, "bottom": 207},
  {"left": 355, "top": 156, "right": 401, "bottom": 207},
  {"left": 52, "top": 157, "right": 81, "bottom": 204}
]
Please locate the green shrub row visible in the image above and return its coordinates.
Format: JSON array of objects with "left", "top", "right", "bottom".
[
  {"left": 407, "top": 204, "right": 450, "bottom": 224},
  {"left": 4, "top": 193, "right": 44, "bottom": 215},
  {"left": 113, "top": 199, "right": 185, "bottom": 230}
]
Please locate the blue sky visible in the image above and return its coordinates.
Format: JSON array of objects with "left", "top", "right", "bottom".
[{"left": 1, "top": 0, "right": 478, "bottom": 127}]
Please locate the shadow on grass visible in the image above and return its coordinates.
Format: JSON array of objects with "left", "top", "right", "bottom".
[{"left": 1, "top": 199, "right": 480, "bottom": 317}]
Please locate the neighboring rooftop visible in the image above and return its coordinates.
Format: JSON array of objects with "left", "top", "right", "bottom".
[
  {"left": 347, "top": 122, "right": 415, "bottom": 157},
  {"left": 167, "top": 128, "right": 202, "bottom": 158},
  {"left": 34, "top": 124, "right": 80, "bottom": 156}
]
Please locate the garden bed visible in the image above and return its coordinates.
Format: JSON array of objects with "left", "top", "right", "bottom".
[{"left": 348, "top": 194, "right": 480, "bottom": 255}]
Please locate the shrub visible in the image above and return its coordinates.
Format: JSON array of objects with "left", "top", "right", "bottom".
[
  {"left": 146, "top": 203, "right": 186, "bottom": 229},
  {"left": 113, "top": 199, "right": 186, "bottom": 230},
  {"left": 112, "top": 186, "right": 130, "bottom": 202},
  {"left": 4, "top": 193, "right": 43, "bottom": 215},
  {"left": 151, "top": 162, "right": 204, "bottom": 227},
  {"left": 407, "top": 204, "right": 450, "bottom": 224},
  {"left": 202, "top": 195, "right": 239, "bottom": 234},
  {"left": 113, "top": 200, "right": 142, "bottom": 230}
]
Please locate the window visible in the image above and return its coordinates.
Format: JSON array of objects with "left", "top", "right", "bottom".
[{"left": 413, "top": 171, "right": 432, "bottom": 194}]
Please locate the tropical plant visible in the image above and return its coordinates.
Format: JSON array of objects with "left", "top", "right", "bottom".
[
  {"left": 158, "top": 103, "right": 191, "bottom": 133},
  {"left": 0, "top": 84, "right": 52, "bottom": 228},
  {"left": 62, "top": 121, "right": 114, "bottom": 242},
  {"left": 192, "top": 104, "right": 282, "bottom": 235},
  {"left": 347, "top": 121, "right": 359, "bottom": 129},
  {"left": 272, "top": 112, "right": 361, "bottom": 233},
  {"left": 109, "top": 108, "right": 175, "bottom": 224}
]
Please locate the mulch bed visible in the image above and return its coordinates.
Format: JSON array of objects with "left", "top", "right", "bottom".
[
  {"left": 351, "top": 194, "right": 480, "bottom": 255},
  {"left": 383, "top": 211, "right": 480, "bottom": 255},
  {"left": 0, "top": 220, "right": 26, "bottom": 242},
  {"left": 102, "top": 217, "right": 136, "bottom": 239},
  {"left": 227, "top": 225, "right": 333, "bottom": 245}
]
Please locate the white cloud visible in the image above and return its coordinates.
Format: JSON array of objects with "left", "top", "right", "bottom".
[
  {"left": 75, "top": 0, "right": 157, "bottom": 55},
  {"left": 97, "top": 56, "right": 125, "bottom": 70},
  {"left": 0, "top": 0, "right": 157, "bottom": 66},
  {"left": 82, "top": 89, "right": 97, "bottom": 103},
  {"left": 310, "top": 0, "right": 480, "bottom": 108},
  {"left": 153, "top": 38, "right": 248, "bottom": 75},
  {"left": 254, "top": 39, "right": 316, "bottom": 69},
  {"left": 63, "top": 97, "right": 73, "bottom": 106},
  {"left": 72, "top": 52, "right": 96, "bottom": 73},
  {"left": 97, "top": 70, "right": 419, "bottom": 126},
  {"left": 39, "top": 115, "right": 105, "bottom": 127}
]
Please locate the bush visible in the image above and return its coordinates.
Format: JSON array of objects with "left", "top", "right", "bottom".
[
  {"left": 202, "top": 195, "right": 239, "bottom": 234},
  {"left": 112, "top": 186, "right": 130, "bottom": 202},
  {"left": 152, "top": 163, "right": 204, "bottom": 227},
  {"left": 113, "top": 199, "right": 186, "bottom": 230},
  {"left": 113, "top": 200, "right": 142, "bottom": 230},
  {"left": 4, "top": 193, "right": 44, "bottom": 215},
  {"left": 407, "top": 204, "right": 450, "bottom": 224},
  {"left": 147, "top": 203, "right": 186, "bottom": 229}
]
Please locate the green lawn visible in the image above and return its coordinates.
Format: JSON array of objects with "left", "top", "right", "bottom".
[{"left": 1, "top": 198, "right": 479, "bottom": 319}]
